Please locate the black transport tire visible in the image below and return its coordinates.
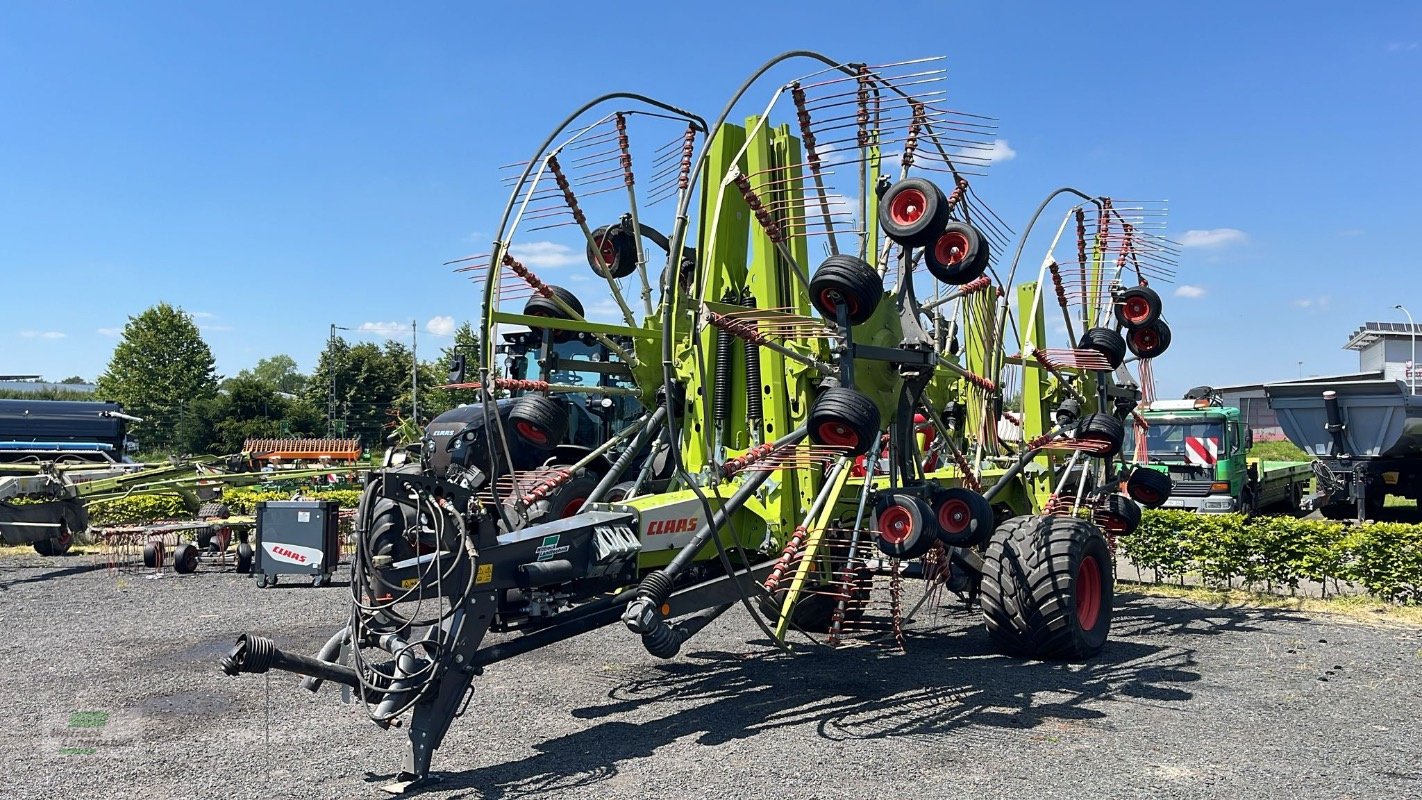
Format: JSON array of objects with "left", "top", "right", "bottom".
[
  {"left": 1114, "top": 285, "right": 1162, "bottom": 329},
  {"left": 33, "top": 517, "right": 74, "bottom": 556},
  {"left": 878, "top": 177, "right": 951, "bottom": 247},
  {"left": 874, "top": 493, "right": 937, "bottom": 560},
  {"left": 924, "top": 222, "right": 990, "bottom": 285},
  {"left": 173, "top": 542, "right": 199, "bottom": 574},
  {"left": 523, "top": 285, "right": 584, "bottom": 343},
  {"left": 1076, "top": 413, "right": 1125, "bottom": 458},
  {"left": 930, "top": 486, "right": 995, "bottom": 547},
  {"left": 1125, "top": 466, "right": 1172, "bottom": 509},
  {"left": 980, "top": 515, "right": 1114, "bottom": 660},
  {"left": 1126, "top": 319, "right": 1172, "bottom": 360},
  {"left": 508, "top": 394, "right": 568, "bottom": 450},
  {"left": 1077, "top": 327, "right": 1127, "bottom": 370},
  {"left": 235, "top": 543, "right": 254, "bottom": 574},
  {"left": 809, "top": 255, "right": 882, "bottom": 325},
  {"left": 604, "top": 481, "right": 638, "bottom": 503},
  {"left": 142, "top": 540, "right": 165, "bottom": 568},
  {"left": 1094, "top": 494, "right": 1143, "bottom": 536},
  {"left": 808, "top": 387, "right": 881, "bottom": 457},
  {"left": 587, "top": 225, "right": 638, "bottom": 279}
]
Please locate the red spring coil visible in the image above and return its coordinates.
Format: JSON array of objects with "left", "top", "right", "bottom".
[
  {"left": 855, "top": 65, "right": 870, "bottom": 149},
  {"left": 945, "top": 177, "right": 967, "bottom": 213},
  {"left": 1075, "top": 208, "right": 1087, "bottom": 268},
  {"left": 900, "top": 102, "right": 924, "bottom": 170},
  {"left": 763, "top": 525, "right": 810, "bottom": 593},
  {"left": 705, "top": 308, "right": 769, "bottom": 347},
  {"left": 503, "top": 255, "right": 553, "bottom": 299},
  {"left": 520, "top": 469, "right": 573, "bottom": 505},
  {"left": 677, "top": 124, "right": 696, "bottom": 191},
  {"left": 962, "top": 370, "right": 996, "bottom": 393},
  {"left": 1048, "top": 260, "right": 1069, "bottom": 310},
  {"left": 732, "top": 172, "right": 783, "bottom": 243},
  {"left": 1031, "top": 346, "right": 1064, "bottom": 376},
  {"left": 791, "top": 83, "right": 821, "bottom": 172},
  {"left": 959, "top": 275, "right": 992, "bottom": 296},
  {"left": 949, "top": 447, "right": 982, "bottom": 492},
  {"left": 721, "top": 442, "right": 776, "bottom": 478},
  {"left": 1025, "top": 430, "right": 1058, "bottom": 450},
  {"left": 615, "top": 113, "right": 634, "bottom": 188},
  {"left": 546, "top": 156, "right": 586, "bottom": 227}
]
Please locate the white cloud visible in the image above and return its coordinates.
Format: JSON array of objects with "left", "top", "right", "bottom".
[
  {"left": 200, "top": 324, "right": 234, "bottom": 333},
  {"left": 955, "top": 138, "right": 1016, "bottom": 165},
  {"left": 1295, "top": 296, "right": 1331, "bottom": 310},
  {"left": 815, "top": 141, "right": 847, "bottom": 166},
  {"left": 426, "top": 315, "right": 456, "bottom": 337},
  {"left": 96, "top": 327, "right": 122, "bottom": 337},
  {"left": 1387, "top": 42, "right": 1419, "bottom": 52},
  {"left": 358, "top": 321, "right": 409, "bottom": 336},
  {"left": 20, "top": 330, "right": 66, "bottom": 339},
  {"left": 1177, "top": 228, "right": 1248, "bottom": 249},
  {"left": 1174, "top": 284, "right": 1207, "bottom": 299},
  {"left": 189, "top": 311, "right": 216, "bottom": 319},
  {"left": 507, "top": 241, "right": 580, "bottom": 269}
]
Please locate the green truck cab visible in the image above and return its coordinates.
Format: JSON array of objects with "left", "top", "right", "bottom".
[{"left": 1134, "top": 397, "right": 1310, "bottom": 514}]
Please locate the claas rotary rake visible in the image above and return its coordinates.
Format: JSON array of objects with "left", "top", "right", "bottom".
[{"left": 219, "top": 51, "right": 1181, "bottom": 794}]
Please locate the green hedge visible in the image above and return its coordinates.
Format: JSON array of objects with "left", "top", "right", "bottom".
[
  {"left": 85, "top": 487, "right": 363, "bottom": 526},
  {"left": 1121, "top": 510, "right": 1422, "bottom": 604}
]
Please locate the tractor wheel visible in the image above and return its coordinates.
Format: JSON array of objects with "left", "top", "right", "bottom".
[
  {"left": 604, "top": 481, "right": 638, "bottom": 503},
  {"left": 1125, "top": 467, "right": 1172, "bottom": 509},
  {"left": 878, "top": 177, "right": 950, "bottom": 247},
  {"left": 1114, "top": 285, "right": 1162, "bottom": 329},
  {"left": 808, "top": 387, "right": 881, "bottom": 457},
  {"left": 980, "top": 515, "right": 1114, "bottom": 660},
  {"left": 142, "top": 540, "right": 165, "bottom": 568},
  {"left": 873, "top": 493, "right": 936, "bottom": 560},
  {"left": 759, "top": 568, "right": 870, "bottom": 633},
  {"left": 1094, "top": 494, "right": 1142, "bottom": 536},
  {"left": 1077, "top": 327, "right": 1127, "bottom": 370},
  {"left": 173, "top": 542, "right": 199, "bottom": 574},
  {"left": 809, "top": 254, "right": 882, "bottom": 325},
  {"left": 923, "top": 222, "right": 990, "bottom": 285},
  {"left": 1126, "top": 319, "right": 1173, "bottom": 360},
  {"left": 1076, "top": 413, "right": 1125, "bottom": 458},
  {"left": 235, "top": 543, "right": 254, "bottom": 574},
  {"left": 33, "top": 517, "right": 74, "bottom": 557},
  {"left": 508, "top": 394, "right": 568, "bottom": 450},
  {"left": 930, "top": 486, "right": 994, "bottom": 547},
  {"left": 523, "top": 285, "right": 584, "bottom": 343},
  {"left": 587, "top": 225, "right": 638, "bottom": 279}
]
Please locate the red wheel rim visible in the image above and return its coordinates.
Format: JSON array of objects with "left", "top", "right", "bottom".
[
  {"left": 515, "top": 420, "right": 549, "bottom": 445},
  {"left": 878, "top": 505, "right": 914, "bottom": 546},
  {"left": 1123, "top": 295, "right": 1152, "bottom": 324},
  {"left": 933, "top": 231, "right": 971, "bottom": 266},
  {"left": 888, "top": 188, "right": 928, "bottom": 226},
  {"left": 1077, "top": 555, "right": 1102, "bottom": 629},
  {"left": 1131, "top": 329, "right": 1159, "bottom": 351},
  {"left": 561, "top": 497, "right": 587, "bottom": 518},
  {"left": 936, "top": 497, "right": 971, "bottom": 534},
  {"left": 817, "top": 288, "right": 858, "bottom": 317},
  {"left": 598, "top": 235, "right": 617, "bottom": 266},
  {"left": 1097, "top": 512, "right": 1129, "bottom": 534},
  {"left": 816, "top": 420, "right": 860, "bottom": 449},
  {"left": 1130, "top": 485, "right": 1160, "bottom": 505}
]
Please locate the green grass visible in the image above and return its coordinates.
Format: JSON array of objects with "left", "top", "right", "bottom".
[{"left": 1249, "top": 439, "right": 1308, "bottom": 461}]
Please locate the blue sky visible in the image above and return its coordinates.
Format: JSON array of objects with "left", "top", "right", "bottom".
[{"left": 3, "top": 2, "right": 1420, "bottom": 398}]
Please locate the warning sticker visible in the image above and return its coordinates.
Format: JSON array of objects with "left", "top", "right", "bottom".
[
  {"left": 297, "top": 511, "right": 311, "bottom": 523},
  {"left": 475, "top": 563, "right": 493, "bottom": 584},
  {"left": 400, "top": 577, "right": 420, "bottom": 590}
]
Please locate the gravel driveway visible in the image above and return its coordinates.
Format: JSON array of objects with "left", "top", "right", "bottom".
[{"left": 3, "top": 553, "right": 1419, "bottom": 800}]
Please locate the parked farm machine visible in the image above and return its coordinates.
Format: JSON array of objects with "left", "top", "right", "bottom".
[{"left": 219, "top": 52, "right": 1180, "bottom": 794}]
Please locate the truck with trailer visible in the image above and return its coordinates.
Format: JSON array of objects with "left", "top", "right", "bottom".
[
  {"left": 1266, "top": 377, "right": 1422, "bottom": 520},
  {"left": 1133, "top": 392, "right": 1310, "bottom": 514}
]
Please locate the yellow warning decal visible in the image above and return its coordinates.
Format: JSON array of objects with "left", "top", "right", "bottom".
[
  {"left": 400, "top": 577, "right": 420, "bottom": 590},
  {"left": 476, "top": 563, "right": 493, "bottom": 584}
]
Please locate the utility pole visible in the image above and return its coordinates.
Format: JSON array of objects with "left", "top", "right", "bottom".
[
  {"left": 1396, "top": 305, "right": 1417, "bottom": 395},
  {"left": 328, "top": 323, "right": 351, "bottom": 436},
  {"left": 411, "top": 319, "right": 419, "bottom": 424}
]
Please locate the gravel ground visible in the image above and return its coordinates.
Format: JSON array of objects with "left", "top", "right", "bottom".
[{"left": 2, "top": 552, "right": 1420, "bottom": 800}]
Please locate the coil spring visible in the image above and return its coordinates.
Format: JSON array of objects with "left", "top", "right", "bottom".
[
  {"left": 741, "top": 289, "right": 763, "bottom": 422},
  {"left": 713, "top": 290, "right": 737, "bottom": 423}
]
